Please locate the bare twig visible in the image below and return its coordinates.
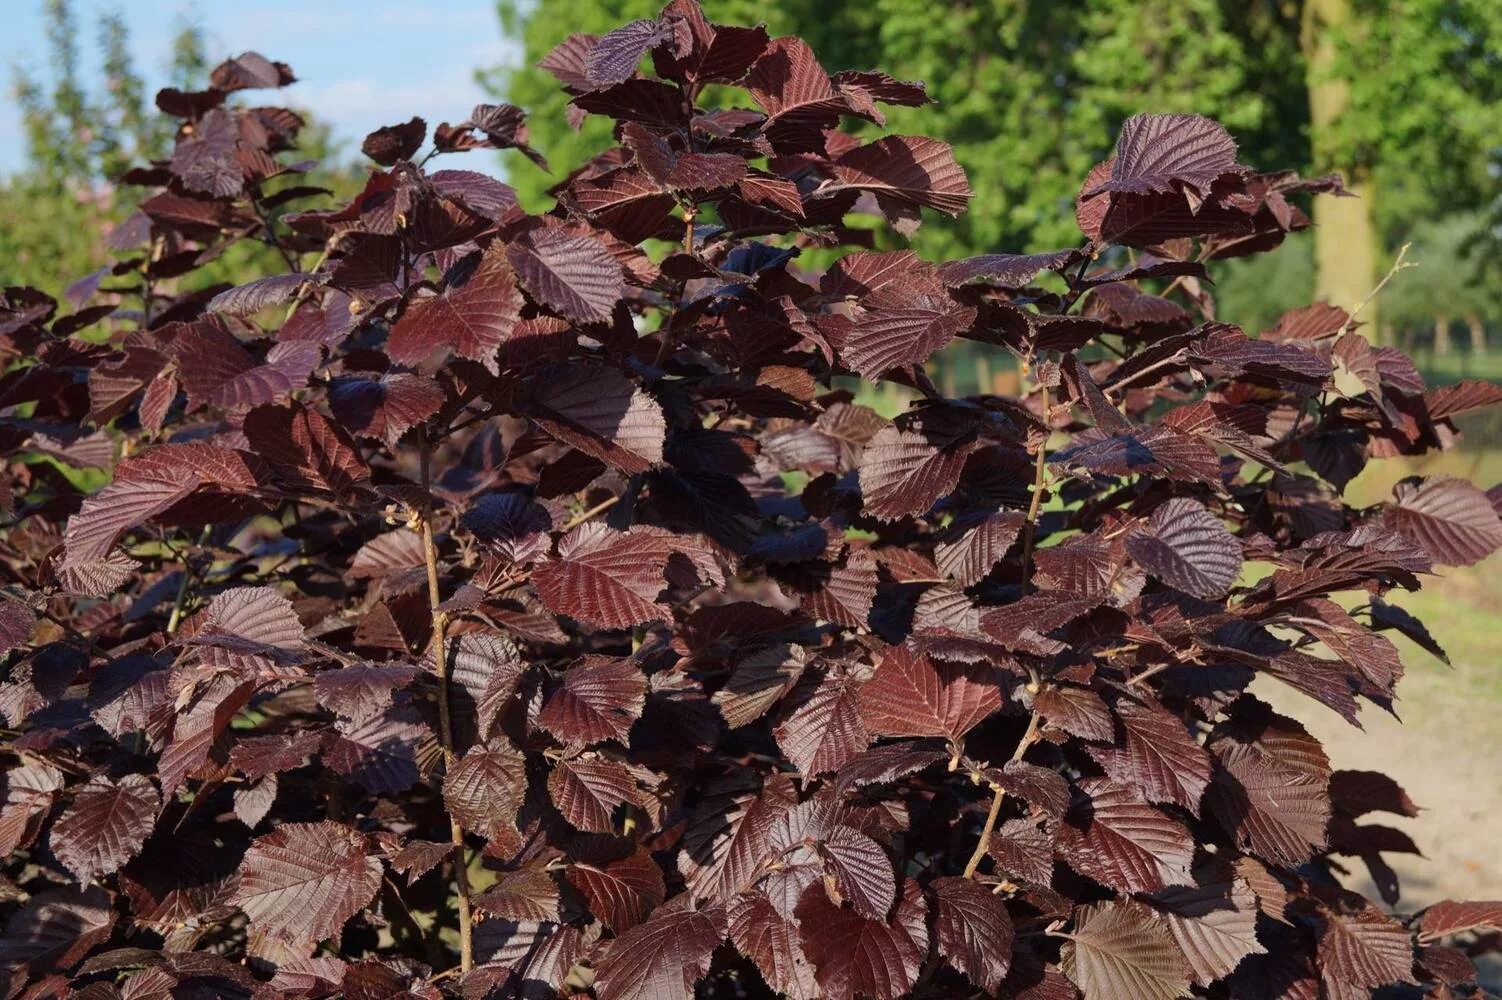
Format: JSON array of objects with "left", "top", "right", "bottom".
[{"left": 417, "top": 425, "right": 473, "bottom": 973}]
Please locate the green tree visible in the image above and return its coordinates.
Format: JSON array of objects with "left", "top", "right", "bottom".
[
  {"left": 1, "top": 4, "right": 364, "bottom": 300},
  {"left": 2, "top": 4, "right": 209, "bottom": 296}
]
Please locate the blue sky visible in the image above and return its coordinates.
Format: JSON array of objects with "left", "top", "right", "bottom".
[{"left": 1, "top": 0, "right": 522, "bottom": 177}]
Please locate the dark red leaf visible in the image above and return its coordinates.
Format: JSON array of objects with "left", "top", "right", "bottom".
[
  {"left": 49, "top": 774, "right": 160, "bottom": 882},
  {"left": 230, "top": 821, "right": 382, "bottom": 945},
  {"left": 507, "top": 228, "right": 624, "bottom": 324},
  {"left": 593, "top": 897, "right": 726, "bottom": 1000},
  {"left": 795, "top": 878, "right": 928, "bottom": 1000}
]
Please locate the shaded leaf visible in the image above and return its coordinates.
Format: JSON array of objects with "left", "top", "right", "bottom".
[{"left": 50, "top": 774, "right": 160, "bottom": 882}]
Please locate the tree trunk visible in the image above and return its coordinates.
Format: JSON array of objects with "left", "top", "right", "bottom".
[
  {"left": 1466, "top": 313, "right": 1486, "bottom": 357},
  {"left": 1434, "top": 314, "right": 1452, "bottom": 356},
  {"left": 1303, "top": 0, "right": 1381, "bottom": 340}
]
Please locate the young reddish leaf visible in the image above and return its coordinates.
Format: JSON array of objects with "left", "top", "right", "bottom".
[
  {"left": 0, "top": 603, "right": 36, "bottom": 654},
  {"left": 858, "top": 405, "right": 979, "bottom": 520},
  {"left": 773, "top": 667, "right": 871, "bottom": 776},
  {"left": 679, "top": 773, "right": 797, "bottom": 903},
  {"left": 990, "top": 760, "right": 1071, "bottom": 818},
  {"left": 988, "top": 818, "right": 1056, "bottom": 887},
  {"left": 528, "top": 364, "right": 666, "bottom": 473},
  {"left": 548, "top": 753, "right": 639, "bottom": 832},
  {"left": 745, "top": 37, "right": 847, "bottom": 154},
  {"left": 190, "top": 585, "right": 307, "bottom": 677},
  {"left": 1089, "top": 114, "right": 1241, "bottom": 199},
  {"left": 49, "top": 774, "right": 160, "bottom": 882},
  {"left": 537, "top": 656, "right": 646, "bottom": 746},
  {"left": 1033, "top": 684, "right": 1116, "bottom": 742},
  {"left": 568, "top": 847, "right": 664, "bottom": 931},
  {"left": 828, "top": 285, "right": 976, "bottom": 382},
  {"left": 1149, "top": 876, "right": 1265, "bottom": 986},
  {"left": 1126, "top": 498, "right": 1242, "bottom": 599},
  {"left": 533, "top": 524, "right": 670, "bottom": 629},
  {"left": 1424, "top": 378, "right": 1502, "bottom": 419},
  {"left": 314, "top": 663, "right": 419, "bottom": 722},
  {"left": 939, "top": 249, "right": 1083, "bottom": 288},
  {"left": 714, "top": 639, "right": 811, "bottom": 723},
  {"left": 230, "top": 821, "right": 382, "bottom": 945},
  {"left": 234, "top": 774, "right": 278, "bottom": 829},
  {"left": 858, "top": 642, "right": 1002, "bottom": 741},
  {"left": 795, "top": 878, "right": 929, "bottom": 1000},
  {"left": 507, "top": 228, "right": 624, "bottom": 324},
  {"left": 1051, "top": 425, "right": 1222, "bottom": 484},
  {"left": 0, "top": 885, "right": 115, "bottom": 976},
  {"left": 818, "top": 824, "right": 896, "bottom": 920},
  {"left": 443, "top": 741, "right": 527, "bottom": 841},
  {"left": 329, "top": 373, "right": 445, "bottom": 448},
  {"left": 1317, "top": 902, "right": 1416, "bottom": 990},
  {"left": 593, "top": 896, "right": 726, "bottom": 1000},
  {"left": 728, "top": 890, "right": 821, "bottom": 999},
  {"left": 586, "top": 18, "right": 669, "bottom": 86},
  {"left": 243, "top": 401, "right": 369, "bottom": 499},
  {"left": 1053, "top": 777, "right": 1194, "bottom": 893},
  {"left": 834, "top": 739, "right": 948, "bottom": 789},
  {"left": 474, "top": 863, "right": 562, "bottom": 923},
  {"left": 446, "top": 630, "right": 527, "bottom": 744},
  {"left": 59, "top": 443, "right": 266, "bottom": 593},
  {"left": 462, "top": 492, "right": 552, "bottom": 565},
  {"left": 822, "top": 135, "right": 973, "bottom": 216},
  {"left": 1415, "top": 900, "right": 1502, "bottom": 943},
  {"left": 387, "top": 839, "right": 451, "bottom": 884},
  {"left": 325, "top": 704, "right": 429, "bottom": 794},
  {"left": 1189, "top": 324, "right": 1331, "bottom": 389},
  {"left": 1060, "top": 900, "right": 1191, "bottom": 1000},
  {"left": 1085, "top": 697, "right": 1212, "bottom": 812},
  {"left": 1207, "top": 704, "right": 1331, "bottom": 867},
  {"left": 229, "top": 730, "right": 323, "bottom": 781},
  {"left": 387, "top": 245, "right": 522, "bottom": 373},
  {"left": 931, "top": 876, "right": 1015, "bottom": 991},
  {"left": 209, "top": 272, "right": 329, "bottom": 316},
  {"left": 934, "top": 509, "right": 1026, "bottom": 586},
  {"left": 361, "top": 116, "right": 426, "bottom": 165},
  {"left": 1389, "top": 475, "right": 1502, "bottom": 567},
  {"left": 158, "top": 675, "right": 257, "bottom": 795}
]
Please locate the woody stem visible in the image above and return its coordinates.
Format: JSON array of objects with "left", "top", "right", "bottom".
[{"left": 417, "top": 424, "right": 473, "bottom": 973}]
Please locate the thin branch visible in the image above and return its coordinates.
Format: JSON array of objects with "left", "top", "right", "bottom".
[
  {"left": 417, "top": 424, "right": 473, "bottom": 974},
  {"left": 1103, "top": 349, "right": 1189, "bottom": 398},
  {"left": 251, "top": 192, "right": 300, "bottom": 274},
  {"left": 562, "top": 495, "right": 619, "bottom": 532},
  {"left": 961, "top": 708, "right": 1043, "bottom": 878},
  {"left": 965, "top": 383, "right": 1053, "bottom": 879},
  {"left": 166, "top": 526, "right": 212, "bottom": 634},
  {"left": 1336, "top": 241, "right": 1414, "bottom": 339},
  {"left": 1017, "top": 385, "right": 1052, "bottom": 597},
  {"left": 652, "top": 206, "right": 697, "bottom": 368},
  {"left": 165, "top": 569, "right": 192, "bottom": 635}
]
